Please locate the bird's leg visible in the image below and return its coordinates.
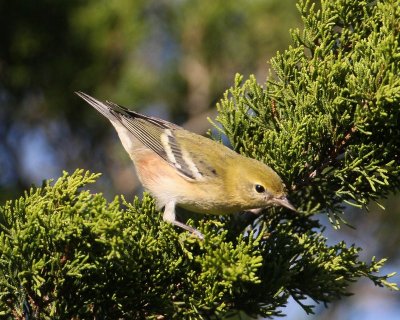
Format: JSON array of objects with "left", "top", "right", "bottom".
[
  {"left": 163, "top": 201, "right": 204, "bottom": 240},
  {"left": 247, "top": 208, "right": 263, "bottom": 215}
]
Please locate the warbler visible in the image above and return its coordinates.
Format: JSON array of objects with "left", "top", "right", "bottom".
[{"left": 76, "top": 92, "right": 295, "bottom": 239}]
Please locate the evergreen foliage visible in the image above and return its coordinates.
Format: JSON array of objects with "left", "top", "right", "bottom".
[
  {"left": 1, "top": 0, "right": 399, "bottom": 318},
  {"left": 215, "top": 0, "right": 400, "bottom": 224}
]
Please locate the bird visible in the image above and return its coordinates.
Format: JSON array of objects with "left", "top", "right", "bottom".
[{"left": 76, "top": 92, "right": 296, "bottom": 239}]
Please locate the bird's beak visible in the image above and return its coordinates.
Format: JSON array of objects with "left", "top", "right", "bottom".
[{"left": 273, "top": 196, "right": 297, "bottom": 212}]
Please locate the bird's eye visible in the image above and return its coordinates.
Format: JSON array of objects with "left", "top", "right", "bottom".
[{"left": 255, "top": 184, "right": 265, "bottom": 193}]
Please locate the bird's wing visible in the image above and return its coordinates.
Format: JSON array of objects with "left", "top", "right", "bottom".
[{"left": 76, "top": 91, "right": 209, "bottom": 181}]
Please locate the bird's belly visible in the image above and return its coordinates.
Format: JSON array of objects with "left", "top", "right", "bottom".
[{"left": 133, "top": 152, "right": 249, "bottom": 215}]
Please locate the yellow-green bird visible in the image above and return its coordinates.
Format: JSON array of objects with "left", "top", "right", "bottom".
[{"left": 76, "top": 92, "right": 295, "bottom": 239}]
